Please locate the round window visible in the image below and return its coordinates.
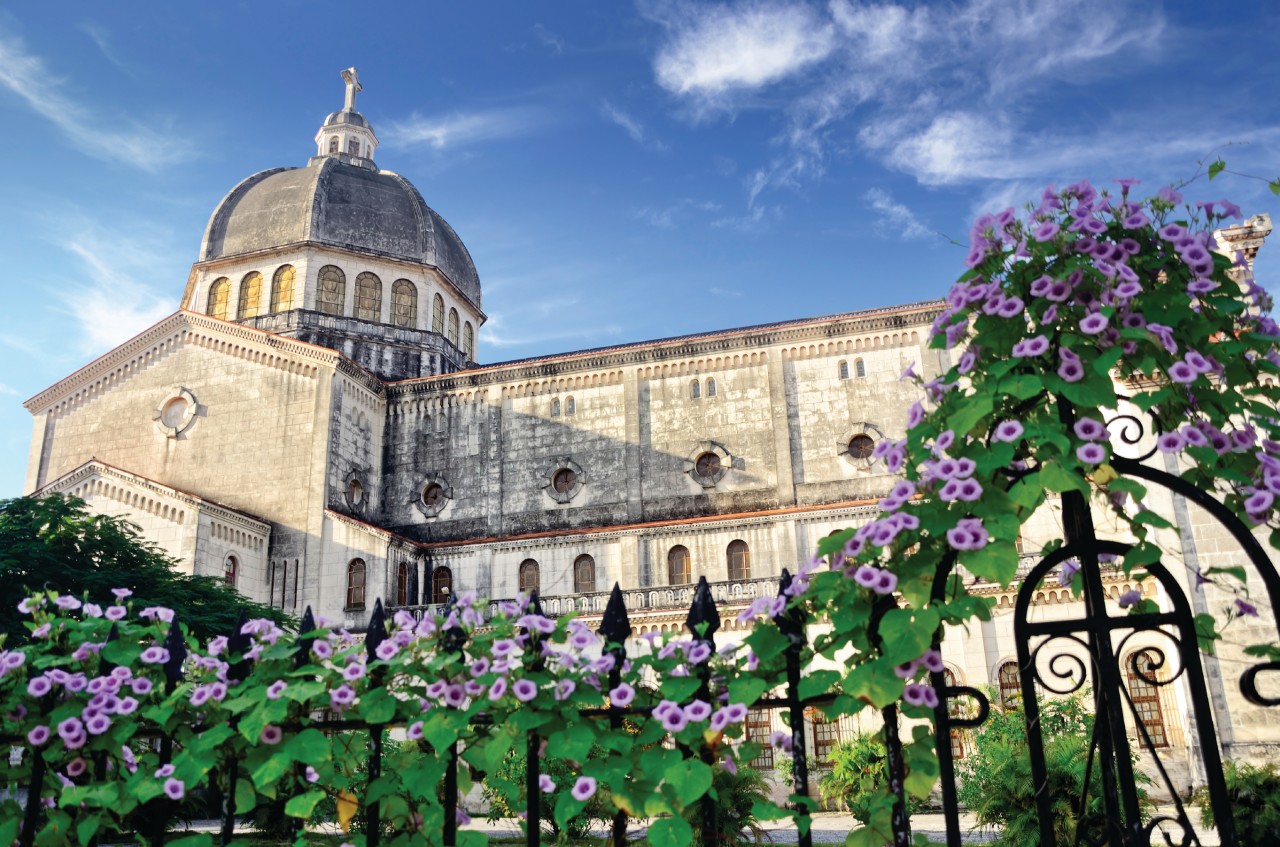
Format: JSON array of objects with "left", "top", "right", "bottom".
[
  {"left": 694, "top": 452, "right": 722, "bottom": 479},
  {"left": 160, "top": 397, "right": 190, "bottom": 428},
  {"left": 553, "top": 468, "right": 577, "bottom": 493},
  {"left": 348, "top": 478, "right": 364, "bottom": 505},
  {"left": 423, "top": 483, "right": 445, "bottom": 508},
  {"left": 849, "top": 434, "right": 875, "bottom": 459}
]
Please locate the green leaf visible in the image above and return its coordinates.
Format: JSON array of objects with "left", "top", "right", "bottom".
[
  {"left": 284, "top": 790, "right": 325, "bottom": 818},
  {"left": 799, "top": 670, "right": 841, "bottom": 701},
  {"left": 663, "top": 759, "right": 713, "bottom": 807},
  {"left": 167, "top": 836, "right": 213, "bottom": 847},
  {"left": 1195, "top": 613, "right": 1219, "bottom": 654},
  {"left": 1208, "top": 158, "right": 1225, "bottom": 180},
  {"left": 288, "top": 728, "right": 330, "bottom": 764},
  {"left": 235, "top": 779, "right": 258, "bottom": 814},
  {"left": 843, "top": 662, "right": 906, "bottom": 709},
  {"left": 1000, "top": 374, "right": 1043, "bottom": 401},
  {"left": 282, "top": 679, "right": 328, "bottom": 703},
  {"left": 660, "top": 674, "right": 702, "bottom": 703},
  {"left": 550, "top": 721, "right": 596, "bottom": 762},
  {"left": 1270, "top": 178, "right": 1280, "bottom": 196},
  {"left": 648, "top": 815, "right": 694, "bottom": 847},
  {"left": 360, "top": 686, "right": 398, "bottom": 724},
  {"left": 962, "top": 542, "right": 1019, "bottom": 585},
  {"left": 1122, "top": 542, "right": 1161, "bottom": 571},
  {"left": 75, "top": 812, "right": 102, "bottom": 845},
  {"left": 876, "top": 608, "right": 939, "bottom": 664},
  {"left": 1204, "top": 565, "right": 1247, "bottom": 583},
  {"left": 1038, "top": 462, "right": 1089, "bottom": 494},
  {"left": 251, "top": 751, "right": 292, "bottom": 790},
  {"left": 751, "top": 799, "right": 793, "bottom": 822},
  {"left": 727, "top": 677, "right": 768, "bottom": 707},
  {"left": 744, "top": 624, "right": 790, "bottom": 663}
]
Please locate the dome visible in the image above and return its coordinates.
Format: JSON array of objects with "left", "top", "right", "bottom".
[
  {"left": 198, "top": 157, "right": 481, "bottom": 306},
  {"left": 323, "top": 109, "right": 369, "bottom": 128}
]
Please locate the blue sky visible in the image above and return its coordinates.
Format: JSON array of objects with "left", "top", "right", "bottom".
[{"left": 1, "top": 1, "right": 1279, "bottom": 496}]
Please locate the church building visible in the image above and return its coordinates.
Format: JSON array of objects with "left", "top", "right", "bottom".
[{"left": 20, "top": 70, "right": 1279, "bottom": 792}]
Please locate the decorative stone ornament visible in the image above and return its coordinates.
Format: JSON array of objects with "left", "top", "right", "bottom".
[
  {"left": 343, "top": 470, "right": 368, "bottom": 513},
  {"left": 415, "top": 471, "right": 453, "bottom": 517},
  {"left": 153, "top": 387, "right": 203, "bottom": 439},
  {"left": 838, "top": 421, "right": 885, "bottom": 470},
  {"left": 685, "top": 440, "right": 736, "bottom": 488},
  {"left": 543, "top": 457, "right": 585, "bottom": 504}
]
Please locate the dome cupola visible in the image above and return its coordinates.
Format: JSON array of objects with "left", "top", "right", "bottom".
[{"left": 315, "top": 68, "right": 379, "bottom": 164}]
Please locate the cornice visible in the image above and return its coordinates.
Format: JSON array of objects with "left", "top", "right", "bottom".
[{"left": 387, "top": 300, "right": 947, "bottom": 399}]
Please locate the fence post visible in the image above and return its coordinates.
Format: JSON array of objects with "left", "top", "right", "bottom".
[
  {"left": 365, "top": 599, "right": 389, "bottom": 847},
  {"left": 774, "top": 569, "right": 813, "bottom": 847},
  {"left": 524, "top": 592, "right": 547, "bottom": 847},
  {"left": 600, "top": 584, "right": 632, "bottom": 847},
  {"left": 17, "top": 696, "right": 50, "bottom": 847},
  {"left": 442, "top": 592, "right": 467, "bottom": 847},
  {"left": 220, "top": 613, "right": 252, "bottom": 847},
  {"left": 149, "top": 615, "right": 189, "bottom": 847},
  {"left": 686, "top": 577, "right": 720, "bottom": 847},
  {"left": 868, "top": 596, "right": 911, "bottom": 847}
]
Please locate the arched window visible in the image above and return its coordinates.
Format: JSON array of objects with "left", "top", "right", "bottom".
[
  {"left": 574, "top": 554, "right": 595, "bottom": 594},
  {"left": 943, "top": 668, "right": 964, "bottom": 760},
  {"left": 224, "top": 555, "right": 238, "bottom": 587},
  {"left": 855, "top": 358, "right": 866, "bottom": 378},
  {"left": 328, "top": 136, "right": 339, "bottom": 154},
  {"left": 355, "top": 272, "right": 382, "bottom": 321},
  {"left": 566, "top": 396, "right": 575, "bottom": 416},
  {"left": 668, "top": 546, "right": 691, "bottom": 586},
  {"left": 519, "top": 559, "right": 540, "bottom": 596},
  {"left": 448, "top": 309, "right": 460, "bottom": 346},
  {"left": 432, "top": 294, "right": 445, "bottom": 333},
  {"left": 346, "top": 558, "right": 367, "bottom": 609},
  {"left": 347, "top": 138, "right": 360, "bottom": 156},
  {"left": 727, "top": 540, "right": 751, "bottom": 581},
  {"left": 237, "top": 272, "right": 263, "bottom": 319},
  {"left": 395, "top": 561, "right": 412, "bottom": 607},
  {"left": 462, "top": 322, "right": 474, "bottom": 361},
  {"left": 808, "top": 708, "right": 842, "bottom": 766},
  {"left": 431, "top": 566, "right": 453, "bottom": 605},
  {"left": 1126, "top": 651, "right": 1170, "bottom": 748},
  {"left": 838, "top": 360, "right": 850, "bottom": 380},
  {"left": 551, "top": 398, "right": 561, "bottom": 417},
  {"left": 690, "top": 380, "right": 701, "bottom": 399},
  {"left": 391, "top": 279, "right": 417, "bottom": 327},
  {"left": 706, "top": 378, "right": 716, "bottom": 397},
  {"left": 270, "top": 265, "right": 296, "bottom": 313},
  {"left": 997, "top": 661, "right": 1020, "bottom": 708},
  {"left": 207, "top": 278, "right": 230, "bottom": 320},
  {"left": 317, "top": 265, "right": 346, "bottom": 316}
]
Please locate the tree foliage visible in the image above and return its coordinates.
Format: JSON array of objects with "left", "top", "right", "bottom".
[{"left": 0, "top": 494, "right": 287, "bottom": 644}]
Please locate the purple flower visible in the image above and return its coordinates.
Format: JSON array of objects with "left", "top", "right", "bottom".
[
  {"left": 1032, "top": 221, "right": 1059, "bottom": 242},
  {"left": 139, "top": 606, "right": 174, "bottom": 623},
  {"left": 139, "top": 647, "right": 169, "bottom": 665},
  {"left": 27, "top": 725, "right": 50, "bottom": 746},
  {"left": 266, "top": 680, "right": 287, "bottom": 700},
  {"left": 1167, "top": 362, "right": 1197, "bottom": 384},
  {"left": 488, "top": 678, "right": 508, "bottom": 701},
  {"left": 902, "top": 683, "right": 939, "bottom": 709},
  {"left": 609, "top": 683, "right": 635, "bottom": 707},
  {"left": 571, "top": 776, "right": 597, "bottom": 801},
  {"left": 66, "top": 757, "right": 87, "bottom": 777},
  {"left": 259, "top": 725, "right": 283, "bottom": 745},
  {"left": 155, "top": 764, "right": 175, "bottom": 779},
  {"left": 1080, "top": 313, "right": 1109, "bottom": 335},
  {"left": 131, "top": 678, "right": 153, "bottom": 696},
  {"left": 375, "top": 641, "right": 399, "bottom": 661},
  {"left": 27, "top": 676, "right": 52, "bottom": 697},
  {"left": 1012, "top": 335, "right": 1050, "bottom": 358},
  {"left": 1234, "top": 598, "right": 1259, "bottom": 617},
  {"left": 945, "top": 518, "right": 989, "bottom": 551},
  {"left": 329, "top": 685, "right": 357, "bottom": 710},
  {"left": 1156, "top": 432, "right": 1186, "bottom": 453},
  {"left": 993, "top": 421, "right": 1024, "bottom": 443},
  {"left": 684, "top": 700, "right": 713, "bottom": 722},
  {"left": 770, "top": 730, "right": 793, "bottom": 752},
  {"left": 164, "top": 778, "right": 185, "bottom": 801},
  {"left": 85, "top": 714, "right": 111, "bottom": 735},
  {"left": 312, "top": 640, "right": 333, "bottom": 659},
  {"left": 1077, "top": 443, "right": 1107, "bottom": 465},
  {"left": 1058, "top": 559, "right": 1081, "bottom": 586},
  {"left": 1244, "top": 490, "right": 1274, "bottom": 518},
  {"left": 540, "top": 774, "right": 556, "bottom": 794},
  {"left": 873, "top": 569, "right": 899, "bottom": 595},
  {"left": 513, "top": 679, "right": 538, "bottom": 702},
  {"left": 1118, "top": 589, "right": 1142, "bottom": 608},
  {"left": 306, "top": 766, "right": 320, "bottom": 784},
  {"left": 661, "top": 709, "right": 689, "bottom": 733},
  {"left": 1074, "top": 418, "right": 1106, "bottom": 441}
]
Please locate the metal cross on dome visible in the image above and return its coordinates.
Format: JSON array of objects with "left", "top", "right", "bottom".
[{"left": 341, "top": 67, "right": 362, "bottom": 111}]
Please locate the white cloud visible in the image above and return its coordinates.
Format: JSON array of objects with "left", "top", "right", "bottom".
[
  {"left": 600, "top": 100, "right": 667, "bottom": 151},
  {"left": 479, "top": 309, "right": 623, "bottom": 350},
  {"left": 634, "top": 198, "right": 721, "bottom": 229},
  {"left": 864, "top": 189, "right": 931, "bottom": 240},
  {"left": 532, "top": 23, "right": 565, "bottom": 55},
  {"left": 0, "top": 31, "right": 192, "bottom": 171},
  {"left": 383, "top": 107, "right": 545, "bottom": 150},
  {"left": 0, "top": 383, "right": 18, "bottom": 397},
  {"left": 652, "top": 1, "right": 835, "bottom": 105},
  {"left": 54, "top": 222, "right": 180, "bottom": 355}
]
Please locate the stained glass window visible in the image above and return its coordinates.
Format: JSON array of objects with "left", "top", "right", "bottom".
[
  {"left": 432, "top": 566, "right": 453, "bottom": 604},
  {"left": 355, "top": 272, "right": 382, "bottom": 321},
  {"left": 317, "top": 266, "right": 345, "bottom": 316},
  {"left": 1126, "top": 652, "right": 1170, "bottom": 748},
  {"left": 391, "top": 279, "right": 417, "bottom": 327},
  {"left": 574, "top": 554, "right": 595, "bottom": 594},
  {"left": 238, "top": 272, "right": 263, "bottom": 319},
  {"left": 668, "top": 546, "right": 691, "bottom": 585},
  {"left": 463, "top": 322, "right": 474, "bottom": 360},
  {"left": 270, "top": 265, "right": 296, "bottom": 313},
  {"left": 432, "top": 294, "right": 445, "bottom": 333},
  {"left": 519, "top": 559, "right": 540, "bottom": 595},
  {"left": 448, "top": 309, "right": 459, "bottom": 346},
  {"left": 998, "top": 661, "right": 1021, "bottom": 708},
  {"left": 346, "top": 559, "right": 366, "bottom": 609},
  {"left": 396, "top": 561, "right": 412, "bottom": 606},
  {"left": 727, "top": 540, "right": 751, "bottom": 581}
]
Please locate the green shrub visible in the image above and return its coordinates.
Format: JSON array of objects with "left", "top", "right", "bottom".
[
  {"left": 818, "top": 731, "right": 927, "bottom": 816},
  {"left": 683, "top": 764, "right": 772, "bottom": 847},
  {"left": 956, "top": 691, "right": 1148, "bottom": 846},
  {"left": 481, "top": 744, "right": 611, "bottom": 840},
  {"left": 1195, "top": 760, "right": 1280, "bottom": 845}
]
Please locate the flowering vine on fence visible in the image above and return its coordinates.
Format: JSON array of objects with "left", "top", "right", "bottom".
[{"left": 1, "top": 178, "right": 1278, "bottom": 847}]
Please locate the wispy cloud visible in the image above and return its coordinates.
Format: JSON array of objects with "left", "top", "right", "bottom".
[
  {"left": 600, "top": 100, "right": 668, "bottom": 151},
  {"left": 709, "top": 286, "right": 743, "bottom": 297},
  {"left": 383, "top": 106, "right": 545, "bottom": 150},
  {"left": 532, "top": 23, "right": 565, "bottom": 55},
  {"left": 649, "top": 1, "right": 835, "bottom": 111},
  {"left": 0, "top": 383, "right": 18, "bottom": 397},
  {"left": 53, "top": 220, "right": 180, "bottom": 355},
  {"left": 634, "top": 198, "right": 720, "bottom": 229},
  {"left": 79, "top": 21, "right": 135, "bottom": 76},
  {"left": 479, "top": 308, "right": 623, "bottom": 350},
  {"left": 0, "top": 31, "right": 192, "bottom": 171},
  {"left": 864, "top": 189, "right": 931, "bottom": 240}
]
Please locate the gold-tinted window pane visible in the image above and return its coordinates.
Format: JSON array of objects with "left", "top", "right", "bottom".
[
  {"left": 355, "top": 272, "right": 382, "bottom": 321},
  {"left": 810, "top": 709, "right": 841, "bottom": 766},
  {"left": 448, "top": 309, "right": 459, "bottom": 346},
  {"left": 998, "top": 661, "right": 1020, "bottom": 708},
  {"left": 668, "top": 546, "right": 691, "bottom": 585},
  {"left": 392, "top": 279, "right": 417, "bottom": 328},
  {"left": 346, "top": 558, "right": 366, "bottom": 609},
  {"left": 238, "top": 272, "right": 263, "bottom": 319},
  {"left": 463, "top": 322, "right": 474, "bottom": 360},
  {"left": 318, "top": 266, "right": 346, "bottom": 316},
  {"left": 748, "top": 709, "right": 774, "bottom": 769},
  {"left": 271, "top": 265, "right": 296, "bottom": 312},
  {"left": 574, "top": 555, "right": 595, "bottom": 594},
  {"left": 432, "top": 566, "right": 453, "bottom": 604},
  {"left": 207, "top": 278, "right": 230, "bottom": 320},
  {"left": 396, "top": 561, "right": 412, "bottom": 606},
  {"left": 1126, "top": 653, "right": 1169, "bottom": 748},
  {"left": 432, "top": 294, "right": 445, "bottom": 333},
  {"left": 519, "top": 559, "right": 540, "bottom": 595}
]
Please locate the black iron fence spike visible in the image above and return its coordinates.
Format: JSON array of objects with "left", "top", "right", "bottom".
[
  {"left": 366, "top": 598, "right": 388, "bottom": 658},
  {"left": 528, "top": 590, "right": 543, "bottom": 618},
  {"left": 162, "top": 615, "right": 187, "bottom": 684},
  {"left": 685, "top": 574, "right": 720, "bottom": 647},
  {"left": 226, "top": 610, "right": 253, "bottom": 682},
  {"left": 295, "top": 606, "right": 316, "bottom": 668},
  {"left": 600, "top": 583, "right": 631, "bottom": 651}
]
